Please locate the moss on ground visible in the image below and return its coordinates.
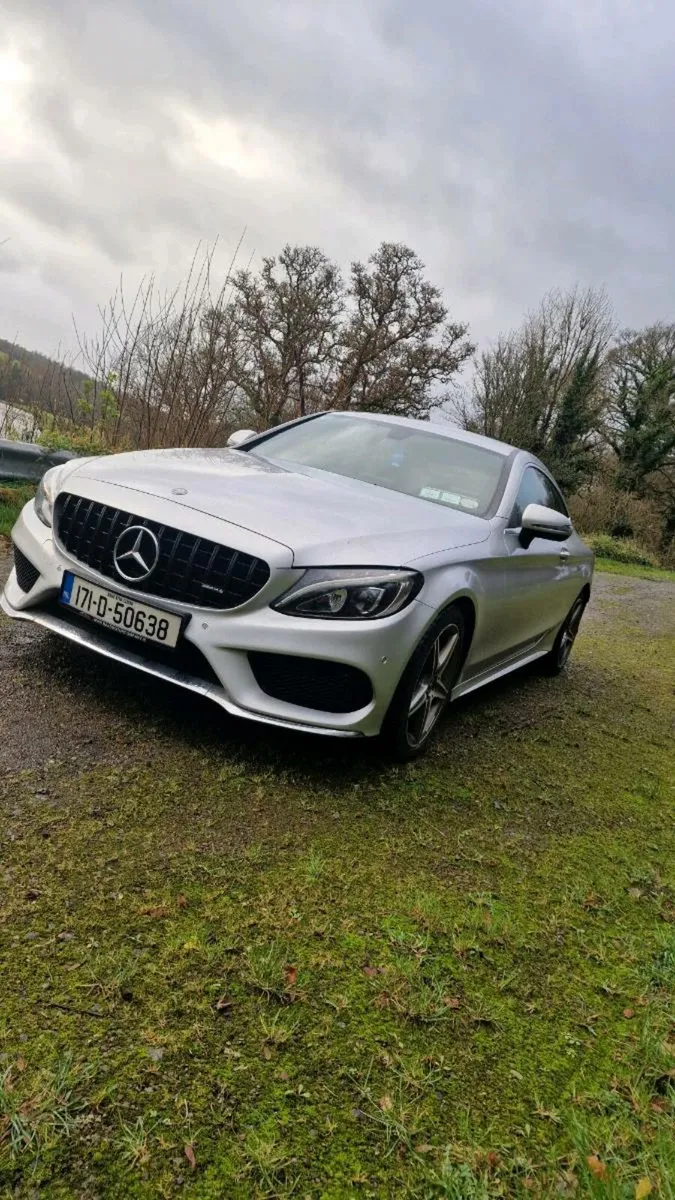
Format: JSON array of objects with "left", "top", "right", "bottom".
[{"left": 0, "top": 582, "right": 673, "bottom": 1197}]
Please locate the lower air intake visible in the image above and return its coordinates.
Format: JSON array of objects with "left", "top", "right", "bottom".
[
  {"left": 13, "top": 545, "right": 41, "bottom": 593},
  {"left": 248, "top": 652, "right": 373, "bottom": 713}
]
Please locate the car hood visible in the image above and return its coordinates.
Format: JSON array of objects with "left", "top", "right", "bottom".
[{"left": 71, "top": 447, "right": 490, "bottom": 565}]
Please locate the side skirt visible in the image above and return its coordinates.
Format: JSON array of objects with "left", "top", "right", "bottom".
[{"left": 451, "top": 647, "right": 549, "bottom": 701}]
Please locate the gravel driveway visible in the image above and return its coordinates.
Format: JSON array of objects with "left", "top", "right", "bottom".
[{"left": 1, "top": 538, "right": 673, "bottom": 774}]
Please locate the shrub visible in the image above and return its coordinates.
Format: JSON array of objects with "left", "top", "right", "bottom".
[
  {"left": 36, "top": 415, "right": 115, "bottom": 456},
  {"left": 584, "top": 533, "right": 661, "bottom": 568},
  {"left": 568, "top": 476, "right": 662, "bottom": 550}
]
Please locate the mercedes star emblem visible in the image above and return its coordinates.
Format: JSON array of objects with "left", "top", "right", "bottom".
[{"left": 113, "top": 525, "right": 160, "bottom": 582}]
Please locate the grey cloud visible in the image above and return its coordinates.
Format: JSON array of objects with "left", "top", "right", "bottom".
[{"left": 1, "top": 0, "right": 674, "bottom": 360}]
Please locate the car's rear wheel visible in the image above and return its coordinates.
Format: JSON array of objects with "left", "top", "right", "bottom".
[
  {"left": 380, "top": 606, "right": 466, "bottom": 761},
  {"left": 541, "top": 593, "right": 587, "bottom": 676}
]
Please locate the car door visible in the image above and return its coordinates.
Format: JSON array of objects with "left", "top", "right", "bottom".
[{"left": 499, "top": 465, "right": 578, "bottom": 658}]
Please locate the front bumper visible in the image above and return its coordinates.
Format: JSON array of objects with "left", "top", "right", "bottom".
[{"left": 2, "top": 501, "right": 433, "bottom": 738}]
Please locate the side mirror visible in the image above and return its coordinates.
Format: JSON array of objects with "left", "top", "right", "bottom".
[
  {"left": 520, "top": 503, "right": 571, "bottom": 547},
  {"left": 226, "top": 429, "right": 257, "bottom": 449}
]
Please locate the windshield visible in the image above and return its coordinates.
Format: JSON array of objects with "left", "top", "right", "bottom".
[{"left": 249, "top": 414, "right": 506, "bottom": 518}]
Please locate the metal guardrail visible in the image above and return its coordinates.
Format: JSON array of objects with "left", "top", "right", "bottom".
[{"left": 0, "top": 439, "right": 77, "bottom": 484}]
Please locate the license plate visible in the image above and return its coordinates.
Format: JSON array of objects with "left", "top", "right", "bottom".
[{"left": 60, "top": 573, "right": 182, "bottom": 648}]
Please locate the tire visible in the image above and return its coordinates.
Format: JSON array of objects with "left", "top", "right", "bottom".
[
  {"left": 380, "top": 606, "right": 466, "bottom": 762},
  {"left": 540, "top": 593, "right": 587, "bottom": 676}
]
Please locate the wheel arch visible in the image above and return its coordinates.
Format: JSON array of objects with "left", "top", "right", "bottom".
[
  {"left": 449, "top": 594, "right": 476, "bottom": 660},
  {"left": 419, "top": 591, "right": 477, "bottom": 673}
]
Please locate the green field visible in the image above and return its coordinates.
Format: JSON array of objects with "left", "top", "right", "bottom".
[
  {"left": 593, "top": 557, "right": 675, "bottom": 583},
  {"left": 0, "top": 568, "right": 673, "bottom": 1197}
]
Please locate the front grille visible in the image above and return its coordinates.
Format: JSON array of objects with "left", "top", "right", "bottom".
[
  {"left": 249, "top": 651, "right": 373, "bottom": 713},
  {"left": 13, "top": 544, "right": 40, "bottom": 593},
  {"left": 55, "top": 492, "right": 270, "bottom": 610}
]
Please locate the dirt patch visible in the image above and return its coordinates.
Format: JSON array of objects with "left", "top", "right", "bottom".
[{"left": 586, "top": 571, "right": 674, "bottom": 637}]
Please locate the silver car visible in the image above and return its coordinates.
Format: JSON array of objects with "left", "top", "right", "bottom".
[{"left": 2, "top": 412, "right": 593, "bottom": 759}]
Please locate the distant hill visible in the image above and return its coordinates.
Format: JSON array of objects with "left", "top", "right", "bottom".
[{"left": 0, "top": 338, "right": 89, "bottom": 422}]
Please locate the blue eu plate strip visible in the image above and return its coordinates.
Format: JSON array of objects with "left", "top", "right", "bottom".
[{"left": 61, "top": 572, "right": 74, "bottom": 604}]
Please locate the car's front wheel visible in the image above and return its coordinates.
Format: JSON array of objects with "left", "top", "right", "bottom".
[{"left": 380, "top": 606, "right": 466, "bottom": 761}]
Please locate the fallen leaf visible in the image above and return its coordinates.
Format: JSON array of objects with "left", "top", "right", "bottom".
[
  {"left": 284, "top": 965, "right": 298, "bottom": 988},
  {"left": 635, "top": 1180, "right": 652, "bottom": 1199},
  {"left": 363, "top": 965, "right": 381, "bottom": 978},
  {"left": 586, "top": 1155, "right": 607, "bottom": 1180},
  {"left": 262, "top": 1045, "right": 272, "bottom": 1061},
  {"left": 555, "top": 1169, "right": 578, "bottom": 1195},
  {"left": 415, "top": 1144, "right": 434, "bottom": 1153},
  {"left": 184, "top": 1143, "right": 196, "bottom": 1169},
  {"left": 623, "top": 1008, "right": 635, "bottom": 1019},
  {"left": 486, "top": 1151, "right": 501, "bottom": 1169},
  {"left": 139, "top": 905, "right": 170, "bottom": 919},
  {"left": 177, "top": 895, "right": 188, "bottom": 909},
  {"left": 378, "top": 1095, "right": 393, "bottom": 1112},
  {"left": 442, "top": 996, "right": 461, "bottom": 1009},
  {"left": 16, "top": 1056, "right": 26, "bottom": 1072}
]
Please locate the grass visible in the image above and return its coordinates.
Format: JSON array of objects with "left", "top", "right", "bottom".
[
  {"left": 584, "top": 534, "right": 661, "bottom": 570},
  {"left": 0, "top": 481, "right": 34, "bottom": 537},
  {"left": 594, "top": 557, "right": 675, "bottom": 583},
  {"left": 0, "top": 573, "right": 673, "bottom": 1195}
]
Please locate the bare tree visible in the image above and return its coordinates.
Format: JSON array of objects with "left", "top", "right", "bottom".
[
  {"left": 458, "top": 287, "right": 614, "bottom": 491},
  {"left": 221, "top": 246, "right": 344, "bottom": 429},
  {"left": 209, "top": 241, "right": 473, "bottom": 428},
  {"left": 24, "top": 239, "right": 473, "bottom": 450},
  {"left": 335, "top": 243, "right": 474, "bottom": 418},
  {"left": 73, "top": 241, "right": 246, "bottom": 449}
]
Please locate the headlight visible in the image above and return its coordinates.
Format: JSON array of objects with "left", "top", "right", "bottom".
[
  {"left": 34, "top": 468, "right": 60, "bottom": 527},
  {"left": 273, "top": 568, "right": 423, "bottom": 620}
]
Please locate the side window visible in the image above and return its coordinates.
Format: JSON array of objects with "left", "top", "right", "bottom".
[
  {"left": 510, "top": 468, "right": 569, "bottom": 526},
  {"left": 539, "top": 474, "right": 568, "bottom": 517},
  {"left": 510, "top": 467, "right": 551, "bottom": 527}
]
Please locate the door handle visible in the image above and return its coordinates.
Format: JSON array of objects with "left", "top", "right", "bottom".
[{"left": 559, "top": 548, "right": 570, "bottom": 561}]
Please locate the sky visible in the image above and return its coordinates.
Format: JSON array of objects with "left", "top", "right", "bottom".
[{"left": 1, "top": 0, "right": 673, "bottom": 364}]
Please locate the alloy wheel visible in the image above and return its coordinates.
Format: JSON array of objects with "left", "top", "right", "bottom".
[
  {"left": 405, "top": 623, "right": 461, "bottom": 749},
  {"left": 557, "top": 599, "right": 585, "bottom": 668}
]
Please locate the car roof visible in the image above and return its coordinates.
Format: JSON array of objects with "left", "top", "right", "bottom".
[{"left": 321, "top": 410, "right": 515, "bottom": 457}]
